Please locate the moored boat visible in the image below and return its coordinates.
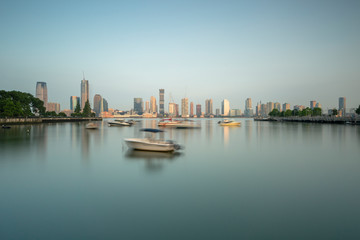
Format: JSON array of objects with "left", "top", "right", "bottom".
[
  {"left": 158, "top": 118, "right": 182, "bottom": 127},
  {"left": 218, "top": 119, "right": 241, "bottom": 126},
  {"left": 108, "top": 121, "right": 132, "bottom": 126},
  {"left": 85, "top": 123, "right": 99, "bottom": 129},
  {"left": 125, "top": 138, "right": 181, "bottom": 152}
]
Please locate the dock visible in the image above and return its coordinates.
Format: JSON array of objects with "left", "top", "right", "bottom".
[{"left": 0, "top": 117, "right": 102, "bottom": 125}]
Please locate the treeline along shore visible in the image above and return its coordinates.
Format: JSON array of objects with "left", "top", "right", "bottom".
[
  {"left": 255, "top": 116, "right": 360, "bottom": 125},
  {"left": 1, "top": 117, "right": 102, "bottom": 125}
]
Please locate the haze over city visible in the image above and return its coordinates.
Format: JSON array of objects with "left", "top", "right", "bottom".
[{"left": 1, "top": 0, "right": 359, "bottom": 110}]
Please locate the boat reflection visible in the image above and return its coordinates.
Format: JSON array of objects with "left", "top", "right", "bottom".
[{"left": 125, "top": 150, "right": 182, "bottom": 172}]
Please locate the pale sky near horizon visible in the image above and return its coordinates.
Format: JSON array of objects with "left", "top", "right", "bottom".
[{"left": 1, "top": 0, "right": 359, "bottom": 111}]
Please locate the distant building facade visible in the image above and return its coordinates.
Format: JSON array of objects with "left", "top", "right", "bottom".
[
  {"left": 47, "top": 102, "right": 60, "bottom": 114},
  {"left": 221, "top": 99, "right": 230, "bottom": 116},
  {"left": 245, "top": 98, "right": 253, "bottom": 117},
  {"left": 159, "top": 89, "right": 165, "bottom": 115},
  {"left": 339, "top": 97, "right": 346, "bottom": 115},
  {"left": 181, "top": 98, "right": 189, "bottom": 117},
  {"left": 150, "top": 96, "right": 157, "bottom": 113},
  {"left": 205, "top": 99, "right": 213, "bottom": 116},
  {"left": 310, "top": 100, "right": 316, "bottom": 109},
  {"left": 70, "top": 96, "right": 80, "bottom": 111},
  {"left": 81, "top": 79, "right": 89, "bottom": 110},
  {"left": 36, "top": 82, "right": 48, "bottom": 109},
  {"left": 134, "top": 98, "right": 143, "bottom": 115},
  {"left": 196, "top": 104, "right": 201, "bottom": 117}
]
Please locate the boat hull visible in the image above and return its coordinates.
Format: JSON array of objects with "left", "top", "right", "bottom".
[
  {"left": 125, "top": 138, "right": 176, "bottom": 152},
  {"left": 219, "top": 122, "right": 241, "bottom": 126}
]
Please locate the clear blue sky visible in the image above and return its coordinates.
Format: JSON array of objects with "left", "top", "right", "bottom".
[{"left": 1, "top": 0, "right": 359, "bottom": 111}]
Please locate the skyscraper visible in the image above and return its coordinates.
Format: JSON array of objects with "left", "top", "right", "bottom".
[
  {"left": 150, "top": 96, "right": 157, "bottom": 113},
  {"left": 93, "top": 94, "right": 102, "bottom": 117},
  {"left": 70, "top": 96, "right": 80, "bottom": 111},
  {"left": 36, "top": 82, "right": 48, "bottom": 109},
  {"left": 169, "top": 103, "right": 176, "bottom": 116},
  {"left": 339, "top": 97, "right": 346, "bottom": 115},
  {"left": 221, "top": 99, "right": 230, "bottom": 116},
  {"left": 267, "top": 102, "right": 274, "bottom": 115},
  {"left": 283, "top": 103, "right": 290, "bottom": 111},
  {"left": 190, "top": 102, "right": 194, "bottom": 117},
  {"left": 196, "top": 104, "right": 201, "bottom": 117},
  {"left": 274, "top": 102, "right": 281, "bottom": 112},
  {"left": 310, "top": 101, "right": 316, "bottom": 109},
  {"left": 145, "top": 101, "right": 150, "bottom": 113},
  {"left": 181, "top": 98, "right": 189, "bottom": 117},
  {"left": 81, "top": 76, "right": 89, "bottom": 110},
  {"left": 134, "top": 98, "right": 143, "bottom": 115},
  {"left": 205, "top": 99, "right": 213, "bottom": 116},
  {"left": 159, "top": 89, "right": 165, "bottom": 115},
  {"left": 245, "top": 98, "right": 253, "bottom": 117}
]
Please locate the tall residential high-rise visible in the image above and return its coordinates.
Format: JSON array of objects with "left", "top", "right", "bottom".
[
  {"left": 145, "top": 101, "right": 150, "bottom": 113},
  {"left": 134, "top": 98, "right": 143, "bottom": 115},
  {"left": 221, "top": 99, "right": 230, "bottom": 116},
  {"left": 93, "top": 94, "right": 102, "bottom": 117},
  {"left": 190, "top": 102, "right": 194, "bottom": 117},
  {"left": 169, "top": 103, "right": 176, "bottom": 116},
  {"left": 103, "top": 98, "right": 108, "bottom": 112},
  {"left": 150, "top": 96, "right": 157, "bottom": 113},
  {"left": 181, "top": 98, "right": 189, "bottom": 117},
  {"left": 216, "top": 108, "right": 220, "bottom": 116},
  {"left": 175, "top": 104, "right": 179, "bottom": 117},
  {"left": 159, "top": 89, "right": 165, "bottom": 115},
  {"left": 274, "top": 102, "right": 281, "bottom": 112},
  {"left": 339, "top": 97, "right": 346, "bottom": 115},
  {"left": 36, "top": 82, "right": 48, "bottom": 109},
  {"left": 283, "top": 103, "right": 290, "bottom": 111},
  {"left": 196, "top": 104, "right": 201, "bottom": 117},
  {"left": 245, "top": 98, "right": 253, "bottom": 116},
  {"left": 267, "top": 102, "right": 274, "bottom": 115},
  {"left": 310, "top": 101, "right": 316, "bottom": 109},
  {"left": 70, "top": 96, "right": 80, "bottom": 111},
  {"left": 205, "top": 99, "right": 213, "bottom": 116},
  {"left": 81, "top": 76, "right": 89, "bottom": 110},
  {"left": 260, "top": 104, "right": 268, "bottom": 116}
]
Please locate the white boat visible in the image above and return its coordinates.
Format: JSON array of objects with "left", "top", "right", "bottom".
[
  {"left": 108, "top": 121, "right": 131, "bottom": 126},
  {"left": 218, "top": 119, "right": 241, "bottom": 126},
  {"left": 85, "top": 123, "right": 99, "bottom": 129},
  {"left": 158, "top": 118, "right": 182, "bottom": 127},
  {"left": 125, "top": 138, "right": 181, "bottom": 152}
]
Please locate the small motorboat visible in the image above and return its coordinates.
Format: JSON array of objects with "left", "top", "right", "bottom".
[
  {"left": 2, "top": 125, "right": 11, "bottom": 129},
  {"left": 85, "top": 123, "right": 99, "bottom": 129},
  {"left": 108, "top": 121, "right": 132, "bottom": 126},
  {"left": 158, "top": 118, "right": 182, "bottom": 127},
  {"left": 218, "top": 119, "right": 241, "bottom": 126},
  {"left": 124, "top": 128, "right": 182, "bottom": 152}
]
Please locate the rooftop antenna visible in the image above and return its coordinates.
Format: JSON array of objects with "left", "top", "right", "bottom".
[{"left": 82, "top": 71, "right": 85, "bottom": 80}]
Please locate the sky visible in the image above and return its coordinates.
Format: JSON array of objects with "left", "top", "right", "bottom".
[{"left": 0, "top": 0, "right": 359, "bottom": 111}]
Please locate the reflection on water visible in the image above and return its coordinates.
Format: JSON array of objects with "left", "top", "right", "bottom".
[{"left": 125, "top": 149, "right": 181, "bottom": 172}]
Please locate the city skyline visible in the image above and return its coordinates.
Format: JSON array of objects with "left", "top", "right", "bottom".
[{"left": 1, "top": 1, "right": 359, "bottom": 110}]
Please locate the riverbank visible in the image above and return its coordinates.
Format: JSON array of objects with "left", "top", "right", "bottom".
[
  {"left": 254, "top": 116, "right": 360, "bottom": 125},
  {"left": 0, "top": 117, "right": 102, "bottom": 125}
]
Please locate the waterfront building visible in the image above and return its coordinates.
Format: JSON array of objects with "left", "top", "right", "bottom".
[
  {"left": 310, "top": 101, "right": 316, "bottom": 109},
  {"left": 62, "top": 109, "right": 72, "bottom": 117},
  {"left": 190, "top": 102, "right": 194, "bottom": 117},
  {"left": 245, "top": 98, "right": 253, "bottom": 117},
  {"left": 103, "top": 98, "right": 108, "bottom": 112},
  {"left": 256, "top": 103, "right": 260, "bottom": 116},
  {"left": 196, "top": 104, "right": 201, "bottom": 117},
  {"left": 315, "top": 103, "right": 322, "bottom": 109},
  {"left": 267, "top": 102, "right": 274, "bottom": 115},
  {"left": 294, "top": 105, "right": 306, "bottom": 111},
  {"left": 159, "top": 89, "right": 165, "bottom": 115},
  {"left": 150, "top": 96, "right": 157, "bottom": 113},
  {"left": 260, "top": 104, "right": 268, "bottom": 116},
  {"left": 134, "top": 98, "right": 143, "bottom": 115},
  {"left": 274, "top": 102, "right": 281, "bottom": 112},
  {"left": 169, "top": 103, "right": 176, "bottom": 116},
  {"left": 181, "top": 98, "right": 189, "bottom": 117},
  {"left": 175, "top": 104, "right": 179, "bottom": 117},
  {"left": 93, "top": 94, "right": 102, "bottom": 117},
  {"left": 205, "top": 99, "right": 213, "bottom": 116},
  {"left": 283, "top": 103, "right": 290, "bottom": 111},
  {"left": 81, "top": 77, "right": 89, "bottom": 110},
  {"left": 47, "top": 102, "right": 60, "bottom": 114},
  {"left": 216, "top": 108, "right": 220, "bottom": 116},
  {"left": 221, "top": 99, "right": 230, "bottom": 116},
  {"left": 36, "top": 82, "right": 48, "bottom": 109},
  {"left": 70, "top": 96, "right": 80, "bottom": 111},
  {"left": 145, "top": 101, "right": 150, "bottom": 113},
  {"left": 339, "top": 97, "right": 346, "bottom": 115}
]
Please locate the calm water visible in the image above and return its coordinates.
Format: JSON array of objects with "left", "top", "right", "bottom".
[{"left": 1, "top": 119, "right": 360, "bottom": 240}]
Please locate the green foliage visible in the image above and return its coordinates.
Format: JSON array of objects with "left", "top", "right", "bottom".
[
  {"left": 312, "top": 107, "right": 322, "bottom": 116},
  {"left": 74, "top": 102, "right": 81, "bottom": 114},
  {"left": 82, "top": 100, "right": 91, "bottom": 117},
  {"left": 284, "top": 109, "right": 292, "bottom": 117},
  {"left": 332, "top": 108, "right": 338, "bottom": 116},
  {"left": 356, "top": 105, "right": 360, "bottom": 115},
  {"left": 58, "top": 112, "right": 67, "bottom": 117},
  {"left": 0, "top": 90, "right": 45, "bottom": 117},
  {"left": 269, "top": 109, "right": 280, "bottom": 117},
  {"left": 45, "top": 111, "right": 58, "bottom": 117}
]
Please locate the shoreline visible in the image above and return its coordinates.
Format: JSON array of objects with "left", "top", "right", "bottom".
[
  {"left": 254, "top": 116, "right": 360, "bottom": 125},
  {"left": 1, "top": 117, "right": 102, "bottom": 125}
]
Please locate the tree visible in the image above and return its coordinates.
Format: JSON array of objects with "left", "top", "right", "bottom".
[
  {"left": 74, "top": 102, "right": 81, "bottom": 114},
  {"left": 356, "top": 105, "right": 360, "bottom": 115},
  {"left": 332, "top": 108, "right": 338, "bottom": 116},
  {"left": 82, "top": 100, "right": 91, "bottom": 117},
  {"left": 269, "top": 109, "right": 280, "bottom": 117},
  {"left": 0, "top": 90, "right": 44, "bottom": 117},
  {"left": 284, "top": 109, "right": 292, "bottom": 117},
  {"left": 312, "top": 107, "right": 322, "bottom": 116},
  {"left": 58, "top": 112, "right": 67, "bottom": 117}
]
